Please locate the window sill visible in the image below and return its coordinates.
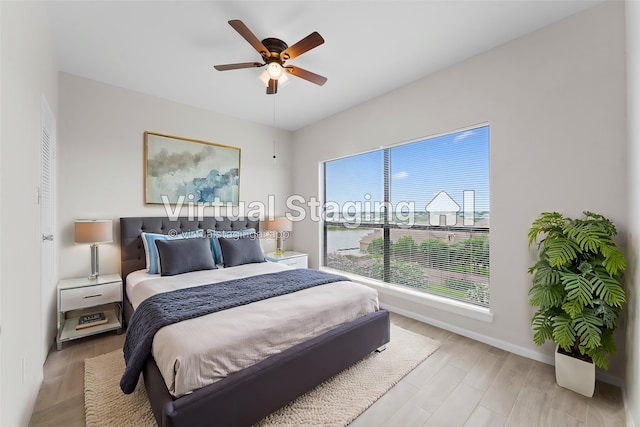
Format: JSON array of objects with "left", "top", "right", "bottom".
[{"left": 321, "top": 266, "right": 494, "bottom": 323}]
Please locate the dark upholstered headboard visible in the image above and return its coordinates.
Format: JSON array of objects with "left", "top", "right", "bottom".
[{"left": 120, "top": 216, "right": 260, "bottom": 282}]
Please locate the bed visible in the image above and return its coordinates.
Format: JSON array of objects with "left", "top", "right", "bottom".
[{"left": 119, "top": 216, "right": 390, "bottom": 427}]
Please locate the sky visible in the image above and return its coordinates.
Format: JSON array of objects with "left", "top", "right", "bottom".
[{"left": 325, "top": 125, "right": 490, "bottom": 213}]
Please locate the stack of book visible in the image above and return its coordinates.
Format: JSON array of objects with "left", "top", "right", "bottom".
[{"left": 76, "top": 312, "right": 108, "bottom": 330}]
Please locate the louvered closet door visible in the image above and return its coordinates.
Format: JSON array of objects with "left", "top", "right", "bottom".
[{"left": 41, "top": 95, "right": 57, "bottom": 360}]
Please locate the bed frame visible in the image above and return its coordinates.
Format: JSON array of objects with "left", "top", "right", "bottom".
[{"left": 120, "top": 216, "right": 390, "bottom": 427}]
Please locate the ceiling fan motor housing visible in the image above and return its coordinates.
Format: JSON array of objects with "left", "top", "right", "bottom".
[{"left": 261, "top": 38, "right": 289, "bottom": 61}]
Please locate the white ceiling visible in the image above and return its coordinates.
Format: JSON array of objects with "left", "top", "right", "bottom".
[{"left": 46, "top": 1, "right": 602, "bottom": 131}]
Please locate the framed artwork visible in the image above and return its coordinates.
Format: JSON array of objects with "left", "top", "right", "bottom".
[{"left": 144, "top": 132, "right": 240, "bottom": 205}]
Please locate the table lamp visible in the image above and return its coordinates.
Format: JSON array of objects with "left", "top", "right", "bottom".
[
  {"left": 267, "top": 217, "right": 293, "bottom": 255},
  {"left": 74, "top": 219, "right": 113, "bottom": 279}
]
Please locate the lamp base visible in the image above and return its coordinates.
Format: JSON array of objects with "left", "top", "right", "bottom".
[
  {"left": 275, "top": 234, "right": 284, "bottom": 255},
  {"left": 89, "top": 243, "right": 100, "bottom": 280}
]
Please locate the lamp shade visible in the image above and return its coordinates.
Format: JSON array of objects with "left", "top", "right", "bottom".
[
  {"left": 74, "top": 220, "right": 113, "bottom": 244},
  {"left": 266, "top": 217, "right": 293, "bottom": 232}
]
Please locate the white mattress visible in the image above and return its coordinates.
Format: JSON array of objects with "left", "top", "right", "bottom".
[{"left": 126, "top": 263, "right": 379, "bottom": 397}]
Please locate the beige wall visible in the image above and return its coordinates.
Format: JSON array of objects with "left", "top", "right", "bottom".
[
  {"left": 292, "top": 2, "right": 628, "bottom": 383},
  {"left": 57, "top": 73, "right": 294, "bottom": 279},
  {"left": 3, "top": 1, "right": 636, "bottom": 424},
  {"left": 625, "top": 0, "right": 640, "bottom": 424},
  {"left": 0, "top": 2, "right": 59, "bottom": 426}
]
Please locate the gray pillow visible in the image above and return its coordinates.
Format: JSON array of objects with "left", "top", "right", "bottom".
[
  {"left": 218, "top": 235, "right": 265, "bottom": 267},
  {"left": 155, "top": 238, "right": 217, "bottom": 276}
]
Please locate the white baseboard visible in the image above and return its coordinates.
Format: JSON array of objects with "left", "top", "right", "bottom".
[
  {"left": 385, "top": 303, "right": 553, "bottom": 364},
  {"left": 384, "top": 303, "right": 624, "bottom": 389}
]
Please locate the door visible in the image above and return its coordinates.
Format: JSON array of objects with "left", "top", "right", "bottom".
[{"left": 40, "top": 95, "right": 56, "bottom": 361}]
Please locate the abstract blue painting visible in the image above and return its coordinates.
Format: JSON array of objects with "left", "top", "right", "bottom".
[{"left": 145, "top": 132, "right": 240, "bottom": 205}]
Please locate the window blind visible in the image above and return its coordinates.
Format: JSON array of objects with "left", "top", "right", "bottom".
[{"left": 323, "top": 125, "right": 490, "bottom": 307}]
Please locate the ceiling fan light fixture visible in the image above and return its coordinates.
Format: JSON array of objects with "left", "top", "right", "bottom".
[
  {"left": 267, "top": 62, "right": 284, "bottom": 79},
  {"left": 259, "top": 67, "right": 289, "bottom": 87}
]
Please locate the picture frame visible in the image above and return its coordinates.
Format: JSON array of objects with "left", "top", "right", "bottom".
[{"left": 144, "top": 132, "right": 240, "bottom": 205}]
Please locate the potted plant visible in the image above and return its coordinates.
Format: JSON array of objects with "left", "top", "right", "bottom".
[{"left": 527, "top": 211, "right": 627, "bottom": 397}]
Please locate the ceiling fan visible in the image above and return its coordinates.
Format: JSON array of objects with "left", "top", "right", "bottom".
[{"left": 214, "top": 20, "right": 327, "bottom": 95}]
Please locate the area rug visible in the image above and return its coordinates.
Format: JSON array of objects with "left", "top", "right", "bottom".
[{"left": 84, "top": 324, "right": 440, "bottom": 427}]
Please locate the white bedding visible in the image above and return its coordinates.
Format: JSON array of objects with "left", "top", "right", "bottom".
[{"left": 126, "top": 262, "right": 379, "bottom": 397}]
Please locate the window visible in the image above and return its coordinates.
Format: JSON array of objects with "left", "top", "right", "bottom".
[{"left": 323, "top": 125, "right": 490, "bottom": 307}]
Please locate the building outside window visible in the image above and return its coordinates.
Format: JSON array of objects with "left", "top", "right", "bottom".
[{"left": 323, "top": 125, "right": 490, "bottom": 307}]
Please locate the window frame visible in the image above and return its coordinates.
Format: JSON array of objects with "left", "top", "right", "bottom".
[{"left": 321, "top": 124, "right": 490, "bottom": 312}]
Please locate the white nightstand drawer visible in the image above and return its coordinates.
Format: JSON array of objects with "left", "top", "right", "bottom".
[
  {"left": 60, "top": 281, "right": 121, "bottom": 311},
  {"left": 264, "top": 251, "right": 309, "bottom": 268},
  {"left": 279, "top": 257, "right": 308, "bottom": 268}
]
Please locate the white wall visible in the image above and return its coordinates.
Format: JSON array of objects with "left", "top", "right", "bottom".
[
  {"left": 625, "top": 0, "right": 640, "bottom": 424},
  {"left": 292, "top": 2, "right": 628, "bottom": 382},
  {"left": 0, "top": 2, "right": 58, "bottom": 426},
  {"left": 57, "top": 73, "right": 293, "bottom": 279}
]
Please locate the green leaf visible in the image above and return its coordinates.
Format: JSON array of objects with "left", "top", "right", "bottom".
[
  {"left": 531, "top": 283, "right": 564, "bottom": 308},
  {"left": 583, "top": 211, "right": 618, "bottom": 236},
  {"left": 584, "top": 330, "right": 616, "bottom": 369},
  {"left": 587, "top": 347, "right": 609, "bottom": 370},
  {"left": 593, "top": 299, "right": 618, "bottom": 329},
  {"left": 528, "top": 212, "right": 566, "bottom": 247},
  {"left": 600, "top": 244, "right": 627, "bottom": 276},
  {"left": 545, "top": 237, "right": 581, "bottom": 267},
  {"left": 561, "top": 272, "right": 593, "bottom": 308},
  {"left": 530, "top": 260, "right": 561, "bottom": 286},
  {"left": 552, "top": 314, "right": 576, "bottom": 349},
  {"left": 591, "top": 275, "right": 626, "bottom": 307},
  {"left": 572, "top": 311, "right": 603, "bottom": 349},
  {"left": 565, "top": 222, "right": 609, "bottom": 253},
  {"left": 600, "top": 328, "right": 617, "bottom": 355},
  {"left": 577, "top": 261, "right": 593, "bottom": 275},
  {"left": 561, "top": 298, "right": 584, "bottom": 318},
  {"left": 531, "top": 312, "right": 554, "bottom": 346}
]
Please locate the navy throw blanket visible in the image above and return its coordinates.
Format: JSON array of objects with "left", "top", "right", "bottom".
[{"left": 120, "top": 268, "right": 349, "bottom": 394}]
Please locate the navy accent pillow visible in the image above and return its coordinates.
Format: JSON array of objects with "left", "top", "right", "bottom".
[
  {"left": 155, "top": 238, "right": 217, "bottom": 276},
  {"left": 207, "top": 228, "right": 257, "bottom": 265},
  {"left": 141, "top": 229, "right": 204, "bottom": 274},
  {"left": 218, "top": 235, "right": 266, "bottom": 268}
]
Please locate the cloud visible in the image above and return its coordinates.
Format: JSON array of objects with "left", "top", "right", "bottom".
[
  {"left": 147, "top": 145, "right": 217, "bottom": 177},
  {"left": 454, "top": 130, "right": 474, "bottom": 142},
  {"left": 393, "top": 171, "right": 408, "bottom": 179}
]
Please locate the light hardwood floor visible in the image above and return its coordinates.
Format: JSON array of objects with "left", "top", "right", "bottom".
[{"left": 29, "top": 313, "right": 626, "bottom": 427}]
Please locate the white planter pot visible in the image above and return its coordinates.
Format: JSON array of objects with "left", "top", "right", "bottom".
[{"left": 554, "top": 345, "right": 595, "bottom": 397}]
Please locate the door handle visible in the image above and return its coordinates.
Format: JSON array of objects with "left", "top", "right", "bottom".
[{"left": 42, "top": 234, "right": 54, "bottom": 241}]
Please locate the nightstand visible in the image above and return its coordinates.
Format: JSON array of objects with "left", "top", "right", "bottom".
[
  {"left": 56, "top": 273, "right": 123, "bottom": 350},
  {"left": 264, "top": 251, "right": 308, "bottom": 268}
]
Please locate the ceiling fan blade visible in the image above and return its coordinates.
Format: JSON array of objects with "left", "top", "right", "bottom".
[
  {"left": 280, "top": 32, "right": 324, "bottom": 61},
  {"left": 228, "top": 20, "right": 269, "bottom": 57},
  {"left": 266, "top": 79, "right": 278, "bottom": 95},
  {"left": 285, "top": 66, "right": 327, "bottom": 86},
  {"left": 214, "top": 62, "right": 264, "bottom": 71}
]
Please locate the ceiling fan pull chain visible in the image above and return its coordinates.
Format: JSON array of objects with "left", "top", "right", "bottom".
[{"left": 273, "top": 94, "right": 277, "bottom": 163}]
